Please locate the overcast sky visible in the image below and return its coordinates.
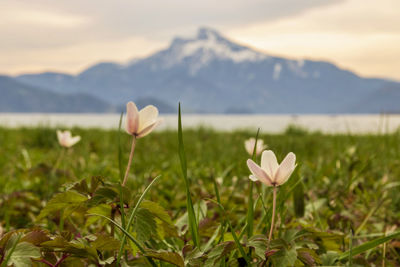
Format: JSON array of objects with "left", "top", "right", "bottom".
[{"left": 1, "top": 0, "right": 399, "bottom": 80}]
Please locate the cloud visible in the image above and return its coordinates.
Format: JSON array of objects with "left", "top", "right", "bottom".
[
  {"left": 0, "top": 0, "right": 340, "bottom": 44},
  {"left": 0, "top": 0, "right": 340, "bottom": 74},
  {"left": 2, "top": 8, "right": 89, "bottom": 28},
  {"left": 0, "top": 0, "right": 399, "bottom": 80},
  {"left": 2, "top": 37, "right": 166, "bottom": 75},
  {"left": 227, "top": 0, "right": 400, "bottom": 80}
]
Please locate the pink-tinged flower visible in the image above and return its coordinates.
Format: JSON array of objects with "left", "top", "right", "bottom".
[
  {"left": 247, "top": 150, "right": 296, "bottom": 187},
  {"left": 125, "top": 101, "right": 162, "bottom": 138},
  {"left": 56, "top": 130, "right": 81, "bottom": 148},
  {"left": 244, "top": 138, "right": 267, "bottom": 156}
]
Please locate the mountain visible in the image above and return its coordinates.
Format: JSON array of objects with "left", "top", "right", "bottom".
[
  {"left": 352, "top": 83, "right": 400, "bottom": 113},
  {"left": 115, "top": 97, "right": 176, "bottom": 114},
  {"left": 0, "top": 75, "right": 114, "bottom": 113},
  {"left": 14, "top": 27, "right": 400, "bottom": 113}
]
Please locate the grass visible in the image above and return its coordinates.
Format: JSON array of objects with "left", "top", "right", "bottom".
[{"left": 0, "top": 124, "right": 400, "bottom": 266}]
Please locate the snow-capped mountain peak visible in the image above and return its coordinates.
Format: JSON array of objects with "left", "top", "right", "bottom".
[
  {"left": 158, "top": 27, "right": 268, "bottom": 73},
  {"left": 14, "top": 26, "right": 399, "bottom": 114},
  {"left": 196, "top": 27, "right": 222, "bottom": 41}
]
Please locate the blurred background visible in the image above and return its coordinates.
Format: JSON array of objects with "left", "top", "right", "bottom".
[{"left": 1, "top": 0, "right": 399, "bottom": 131}]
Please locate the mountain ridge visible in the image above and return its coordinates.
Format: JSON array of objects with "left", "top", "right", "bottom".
[
  {"left": 0, "top": 75, "right": 114, "bottom": 113},
  {"left": 7, "top": 27, "right": 400, "bottom": 113}
]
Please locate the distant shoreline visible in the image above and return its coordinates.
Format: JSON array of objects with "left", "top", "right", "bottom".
[{"left": 0, "top": 113, "right": 397, "bottom": 134}]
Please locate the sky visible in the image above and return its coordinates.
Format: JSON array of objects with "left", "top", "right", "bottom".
[{"left": 1, "top": 0, "right": 399, "bottom": 80}]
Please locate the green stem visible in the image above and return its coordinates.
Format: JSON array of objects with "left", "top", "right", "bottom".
[
  {"left": 117, "top": 176, "right": 161, "bottom": 265},
  {"left": 122, "top": 136, "right": 136, "bottom": 186},
  {"left": 268, "top": 186, "right": 278, "bottom": 248},
  {"left": 52, "top": 148, "right": 65, "bottom": 175},
  {"left": 59, "top": 210, "right": 64, "bottom": 232}
]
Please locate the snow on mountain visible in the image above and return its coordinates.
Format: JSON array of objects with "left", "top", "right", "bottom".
[
  {"left": 177, "top": 28, "right": 267, "bottom": 63},
  {"left": 273, "top": 63, "right": 282, "bottom": 80},
  {"left": 151, "top": 27, "right": 268, "bottom": 74},
  {"left": 13, "top": 27, "right": 400, "bottom": 114}
]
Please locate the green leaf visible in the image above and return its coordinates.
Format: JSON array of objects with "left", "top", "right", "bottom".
[
  {"left": 293, "top": 181, "right": 305, "bottom": 218},
  {"left": 118, "top": 111, "right": 124, "bottom": 183},
  {"left": 20, "top": 229, "right": 50, "bottom": 245},
  {"left": 247, "top": 128, "right": 260, "bottom": 239},
  {"left": 68, "top": 176, "right": 103, "bottom": 196},
  {"left": 134, "top": 208, "right": 157, "bottom": 242},
  {"left": 281, "top": 229, "right": 308, "bottom": 244},
  {"left": 7, "top": 242, "right": 41, "bottom": 267},
  {"left": 85, "top": 204, "right": 111, "bottom": 228},
  {"left": 206, "top": 198, "right": 251, "bottom": 265},
  {"left": 297, "top": 248, "right": 321, "bottom": 266},
  {"left": 183, "top": 246, "right": 205, "bottom": 266},
  {"left": 248, "top": 235, "right": 268, "bottom": 260},
  {"left": 204, "top": 241, "right": 235, "bottom": 267},
  {"left": 337, "top": 230, "right": 400, "bottom": 261},
  {"left": 40, "top": 236, "right": 70, "bottom": 250},
  {"left": 90, "top": 186, "right": 119, "bottom": 204},
  {"left": 270, "top": 246, "right": 297, "bottom": 267},
  {"left": 1, "top": 233, "right": 22, "bottom": 267},
  {"left": 178, "top": 103, "right": 200, "bottom": 248},
  {"left": 99, "top": 256, "right": 116, "bottom": 265},
  {"left": 145, "top": 250, "right": 185, "bottom": 267},
  {"left": 41, "top": 236, "right": 98, "bottom": 259},
  {"left": 91, "top": 234, "right": 120, "bottom": 251},
  {"left": 140, "top": 200, "right": 173, "bottom": 225},
  {"left": 138, "top": 201, "right": 176, "bottom": 240},
  {"left": 37, "top": 191, "right": 87, "bottom": 220},
  {"left": 87, "top": 214, "right": 145, "bottom": 253},
  {"left": 309, "top": 229, "right": 343, "bottom": 252},
  {"left": 116, "top": 176, "right": 161, "bottom": 266},
  {"left": 320, "top": 251, "right": 339, "bottom": 266}
]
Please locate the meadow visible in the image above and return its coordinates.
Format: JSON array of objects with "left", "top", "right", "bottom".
[{"left": 0, "top": 118, "right": 400, "bottom": 266}]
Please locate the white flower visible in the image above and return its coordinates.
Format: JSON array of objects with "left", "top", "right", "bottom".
[
  {"left": 247, "top": 150, "right": 296, "bottom": 187},
  {"left": 125, "top": 101, "right": 162, "bottom": 138},
  {"left": 56, "top": 130, "right": 81, "bottom": 148},
  {"left": 244, "top": 138, "right": 267, "bottom": 156}
]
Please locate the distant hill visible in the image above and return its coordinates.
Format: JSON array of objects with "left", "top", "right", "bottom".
[
  {"left": 0, "top": 75, "right": 114, "bottom": 113},
  {"left": 352, "top": 83, "right": 400, "bottom": 113},
  {"left": 11, "top": 27, "right": 400, "bottom": 114},
  {"left": 115, "top": 97, "right": 176, "bottom": 114}
]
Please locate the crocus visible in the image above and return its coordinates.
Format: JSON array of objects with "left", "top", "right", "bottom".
[
  {"left": 247, "top": 150, "right": 296, "bottom": 187},
  {"left": 122, "top": 101, "right": 162, "bottom": 186},
  {"left": 57, "top": 130, "right": 81, "bottom": 148},
  {"left": 244, "top": 138, "right": 267, "bottom": 156},
  {"left": 125, "top": 101, "right": 162, "bottom": 138},
  {"left": 246, "top": 150, "right": 296, "bottom": 246}
]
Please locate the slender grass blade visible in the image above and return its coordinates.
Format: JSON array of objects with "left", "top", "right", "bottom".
[{"left": 178, "top": 103, "right": 200, "bottom": 248}]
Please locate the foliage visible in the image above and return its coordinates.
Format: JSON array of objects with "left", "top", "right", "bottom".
[{"left": 0, "top": 125, "right": 400, "bottom": 266}]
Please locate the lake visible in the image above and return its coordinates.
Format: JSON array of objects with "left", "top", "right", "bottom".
[{"left": 0, "top": 113, "right": 398, "bottom": 134}]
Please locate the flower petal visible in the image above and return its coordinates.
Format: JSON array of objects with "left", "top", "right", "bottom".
[
  {"left": 125, "top": 102, "right": 139, "bottom": 135},
  {"left": 261, "top": 150, "right": 279, "bottom": 179},
  {"left": 57, "top": 130, "right": 70, "bottom": 147},
  {"left": 256, "top": 140, "right": 265, "bottom": 152},
  {"left": 246, "top": 159, "right": 273, "bottom": 186},
  {"left": 64, "top": 131, "right": 71, "bottom": 139},
  {"left": 66, "top": 136, "right": 81, "bottom": 147},
  {"left": 244, "top": 138, "right": 255, "bottom": 155},
  {"left": 138, "top": 105, "right": 159, "bottom": 132},
  {"left": 56, "top": 130, "right": 63, "bottom": 144},
  {"left": 137, "top": 119, "right": 162, "bottom": 138},
  {"left": 275, "top": 152, "right": 296, "bottom": 186},
  {"left": 249, "top": 175, "right": 259, "bottom": 182}
]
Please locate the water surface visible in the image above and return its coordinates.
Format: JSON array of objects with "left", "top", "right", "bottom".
[{"left": 0, "top": 113, "right": 397, "bottom": 134}]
